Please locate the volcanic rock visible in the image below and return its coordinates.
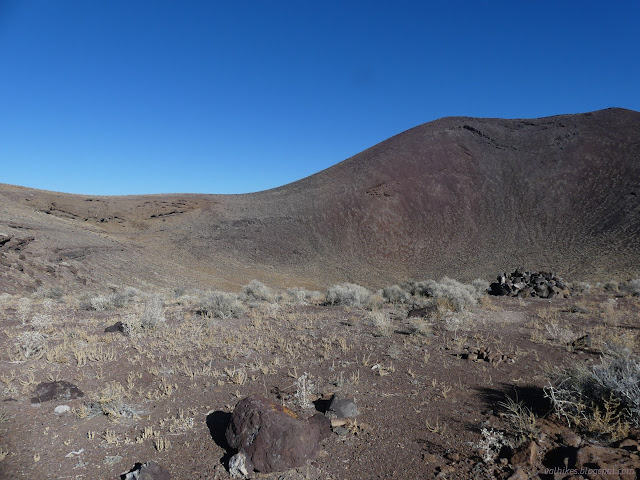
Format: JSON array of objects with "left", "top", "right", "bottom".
[
  {"left": 122, "top": 461, "right": 171, "bottom": 480},
  {"left": 489, "top": 268, "right": 570, "bottom": 299},
  {"left": 30, "top": 381, "right": 84, "bottom": 404},
  {"left": 225, "top": 395, "right": 330, "bottom": 473},
  {"left": 326, "top": 396, "right": 359, "bottom": 418}
]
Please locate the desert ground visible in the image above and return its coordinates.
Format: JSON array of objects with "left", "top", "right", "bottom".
[
  {"left": 1, "top": 108, "right": 639, "bottom": 479},
  {"left": 0, "top": 280, "right": 638, "bottom": 480}
]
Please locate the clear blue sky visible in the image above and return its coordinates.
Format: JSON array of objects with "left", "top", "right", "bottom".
[{"left": 1, "top": 1, "right": 639, "bottom": 195}]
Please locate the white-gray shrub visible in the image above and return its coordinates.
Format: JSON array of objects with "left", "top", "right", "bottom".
[
  {"left": 325, "top": 283, "right": 372, "bottom": 308},
  {"left": 367, "top": 311, "right": 392, "bottom": 336},
  {"left": 546, "top": 347, "right": 640, "bottom": 428},
  {"left": 381, "top": 285, "right": 411, "bottom": 304},
  {"left": 141, "top": 295, "right": 166, "bottom": 329},
  {"left": 15, "top": 331, "right": 47, "bottom": 359},
  {"left": 410, "top": 277, "right": 483, "bottom": 311},
  {"left": 286, "top": 287, "right": 324, "bottom": 304},
  {"left": 622, "top": 279, "right": 640, "bottom": 296},
  {"left": 472, "top": 278, "right": 490, "bottom": 295},
  {"left": 199, "top": 291, "right": 246, "bottom": 319},
  {"left": 242, "top": 280, "right": 274, "bottom": 302}
]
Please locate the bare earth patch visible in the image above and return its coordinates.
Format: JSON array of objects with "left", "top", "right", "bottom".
[{"left": 0, "top": 288, "right": 638, "bottom": 479}]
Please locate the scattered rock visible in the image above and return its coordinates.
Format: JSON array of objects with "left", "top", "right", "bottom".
[
  {"left": 570, "top": 334, "right": 591, "bottom": 351},
  {"left": 464, "top": 346, "right": 515, "bottom": 364},
  {"left": 30, "top": 381, "right": 84, "bottom": 404},
  {"left": 560, "top": 431, "right": 582, "bottom": 448},
  {"left": 510, "top": 440, "right": 538, "bottom": 467},
  {"left": 326, "top": 396, "right": 359, "bottom": 418},
  {"left": 574, "top": 444, "right": 640, "bottom": 479},
  {"left": 226, "top": 395, "right": 330, "bottom": 473},
  {"left": 228, "top": 452, "right": 252, "bottom": 478},
  {"left": 105, "top": 321, "right": 126, "bottom": 334},
  {"left": 507, "top": 467, "right": 528, "bottom": 480},
  {"left": 54, "top": 405, "right": 70, "bottom": 415},
  {"left": 618, "top": 438, "right": 640, "bottom": 452},
  {"left": 489, "top": 267, "right": 570, "bottom": 299},
  {"left": 407, "top": 304, "right": 439, "bottom": 318},
  {"left": 122, "top": 461, "right": 171, "bottom": 480},
  {"left": 333, "top": 426, "right": 349, "bottom": 436}
]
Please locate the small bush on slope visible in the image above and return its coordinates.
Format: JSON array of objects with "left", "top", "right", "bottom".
[
  {"left": 621, "top": 278, "right": 640, "bottom": 296},
  {"left": 141, "top": 295, "right": 166, "bottom": 329},
  {"left": 242, "top": 280, "right": 275, "bottom": 303},
  {"left": 545, "top": 346, "right": 640, "bottom": 440},
  {"left": 198, "top": 291, "right": 246, "bottom": 319},
  {"left": 403, "top": 277, "right": 485, "bottom": 311},
  {"left": 285, "top": 287, "right": 324, "bottom": 305},
  {"left": 381, "top": 285, "right": 411, "bottom": 304},
  {"left": 325, "top": 283, "right": 372, "bottom": 308}
]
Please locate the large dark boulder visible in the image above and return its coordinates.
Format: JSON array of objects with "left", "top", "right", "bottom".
[{"left": 225, "top": 395, "right": 330, "bottom": 473}]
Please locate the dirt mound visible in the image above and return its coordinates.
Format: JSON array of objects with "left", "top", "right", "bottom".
[{"left": 1, "top": 107, "right": 639, "bottom": 291}]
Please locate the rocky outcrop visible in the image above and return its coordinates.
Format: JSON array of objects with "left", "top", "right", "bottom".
[{"left": 489, "top": 267, "right": 570, "bottom": 299}]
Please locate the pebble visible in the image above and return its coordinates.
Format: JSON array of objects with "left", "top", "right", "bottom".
[{"left": 54, "top": 405, "right": 70, "bottom": 415}]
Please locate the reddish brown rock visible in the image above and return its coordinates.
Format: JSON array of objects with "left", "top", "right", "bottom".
[
  {"left": 507, "top": 467, "right": 528, "bottom": 480},
  {"left": 511, "top": 440, "right": 538, "bottom": 467},
  {"left": 574, "top": 444, "right": 640, "bottom": 480},
  {"left": 30, "top": 381, "right": 84, "bottom": 404},
  {"left": 225, "top": 395, "right": 330, "bottom": 473}
]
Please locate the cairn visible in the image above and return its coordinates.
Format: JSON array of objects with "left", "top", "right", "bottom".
[{"left": 489, "top": 267, "right": 569, "bottom": 299}]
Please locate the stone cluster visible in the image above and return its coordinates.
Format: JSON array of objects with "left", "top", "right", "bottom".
[{"left": 489, "top": 267, "right": 569, "bottom": 299}]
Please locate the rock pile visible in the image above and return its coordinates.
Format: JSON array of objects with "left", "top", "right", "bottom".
[{"left": 489, "top": 267, "right": 570, "bottom": 299}]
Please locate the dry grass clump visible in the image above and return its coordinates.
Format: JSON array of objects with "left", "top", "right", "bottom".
[
  {"left": 33, "top": 286, "right": 65, "bottom": 301},
  {"left": 545, "top": 347, "right": 640, "bottom": 440},
  {"left": 326, "top": 283, "right": 372, "bottom": 308},
  {"left": 404, "top": 277, "right": 486, "bottom": 312},
  {"left": 367, "top": 311, "right": 393, "bottom": 337},
  {"left": 381, "top": 285, "right": 411, "bottom": 304},
  {"left": 498, "top": 396, "right": 538, "bottom": 444},
  {"left": 78, "top": 287, "right": 140, "bottom": 311},
  {"left": 242, "top": 280, "right": 275, "bottom": 303},
  {"left": 621, "top": 278, "right": 640, "bottom": 296},
  {"left": 13, "top": 331, "right": 47, "bottom": 360},
  {"left": 284, "top": 287, "right": 324, "bottom": 305},
  {"left": 140, "top": 295, "right": 166, "bottom": 329},
  {"left": 197, "top": 291, "right": 246, "bottom": 319},
  {"left": 83, "top": 381, "right": 139, "bottom": 419}
]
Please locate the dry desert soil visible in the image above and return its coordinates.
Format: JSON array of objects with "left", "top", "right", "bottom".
[{"left": 0, "top": 108, "right": 639, "bottom": 480}]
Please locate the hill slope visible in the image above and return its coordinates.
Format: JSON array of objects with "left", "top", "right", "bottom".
[{"left": 1, "top": 107, "right": 639, "bottom": 293}]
